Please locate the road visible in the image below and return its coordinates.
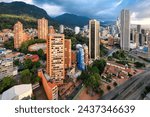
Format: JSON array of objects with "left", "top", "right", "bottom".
[
  {"left": 100, "top": 70, "right": 150, "bottom": 100},
  {"left": 129, "top": 51, "right": 150, "bottom": 67},
  {"left": 104, "top": 47, "right": 118, "bottom": 58}
]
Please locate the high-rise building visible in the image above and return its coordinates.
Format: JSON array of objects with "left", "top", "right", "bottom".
[
  {"left": 14, "top": 21, "right": 24, "bottom": 49},
  {"left": 130, "top": 29, "right": 135, "bottom": 42},
  {"left": 137, "top": 25, "right": 141, "bottom": 33},
  {"left": 71, "top": 51, "right": 76, "bottom": 65},
  {"left": 116, "top": 17, "right": 121, "bottom": 34},
  {"left": 148, "top": 35, "right": 150, "bottom": 57},
  {"left": 59, "top": 25, "right": 64, "bottom": 34},
  {"left": 135, "top": 32, "right": 139, "bottom": 47},
  {"left": 65, "top": 39, "right": 71, "bottom": 69},
  {"left": 89, "top": 19, "right": 100, "bottom": 59},
  {"left": 75, "top": 26, "right": 80, "bottom": 34},
  {"left": 38, "top": 18, "right": 48, "bottom": 40},
  {"left": 14, "top": 21, "right": 30, "bottom": 49},
  {"left": 83, "top": 25, "right": 88, "bottom": 32},
  {"left": 120, "top": 9, "right": 130, "bottom": 51},
  {"left": 46, "top": 27, "right": 65, "bottom": 84},
  {"left": 76, "top": 44, "right": 85, "bottom": 71},
  {"left": 83, "top": 44, "right": 88, "bottom": 65},
  {"left": 48, "top": 26, "right": 55, "bottom": 34},
  {"left": 139, "top": 34, "right": 144, "bottom": 46},
  {"left": 141, "top": 29, "right": 145, "bottom": 35}
]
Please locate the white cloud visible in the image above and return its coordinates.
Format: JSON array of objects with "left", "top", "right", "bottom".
[
  {"left": 130, "top": 0, "right": 150, "bottom": 24},
  {"left": 131, "top": 18, "right": 150, "bottom": 25},
  {"left": 114, "top": 0, "right": 123, "bottom": 7},
  {"left": 39, "top": 4, "right": 65, "bottom": 17}
]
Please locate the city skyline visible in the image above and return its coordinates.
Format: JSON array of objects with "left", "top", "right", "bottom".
[
  {"left": 0, "top": 0, "right": 150, "bottom": 25},
  {"left": 1, "top": 0, "right": 150, "bottom": 101}
]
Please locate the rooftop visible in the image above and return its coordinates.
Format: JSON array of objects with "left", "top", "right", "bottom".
[
  {"left": 48, "top": 82, "right": 57, "bottom": 89},
  {"left": 1, "top": 84, "right": 32, "bottom": 100},
  {"left": 0, "top": 58, "right": 13, "bottom": 65}
]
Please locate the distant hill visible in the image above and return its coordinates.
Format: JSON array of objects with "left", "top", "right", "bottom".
[
  {"left": 54, "top": 13, "right": 90, "bottom": 27},
  {"left": 0, "top": 1, "right": 58, "bottom": 30},
  {"left": 0, "top": 14, "right": 37, "bottom": 29}
]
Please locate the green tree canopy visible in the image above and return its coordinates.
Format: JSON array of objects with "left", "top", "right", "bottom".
[
  {"left": 93, "top": 59, "right": 106, "bottom": 75},
  {"left": 0, "top": 76, "right": 17, "bottom": 94},
  {"left": 20, "top": 69, "right": 32, "bottom": 84}
]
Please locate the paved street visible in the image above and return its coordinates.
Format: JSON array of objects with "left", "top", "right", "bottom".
[{"left": 101, "top": 70, "right": 150, "bottom": 100}]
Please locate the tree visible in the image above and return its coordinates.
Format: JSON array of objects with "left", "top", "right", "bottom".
[
  {"left": 20, "top": 39, "right": 46, "bottom": 54},
  {"left": 107, "top": 85, "right": 111, "bottom": 91},
  {"left": 84, "top": 73, "right": 101, "bottom": 95},
  {"left": 93, "top": 59, "right": 106, "bottom": 75},
  {"left": 0, "top": 76, "right": 17, "bottom": 93},
  {"left": 3, "top": 39, "right": 14, "bottom": 50},
  {"left": 37, "top": 49, "right": 45, "bottom": 59},
  {"left": 32, "top": 77, "right": 41, "bottom": 84},
  {"left": 100, "top": 44, "right": 108, "bottom": 57},
  {"left": 108, "top": 56, "right": 113, "bottom": 61},
  {"left": 64, "top": 29, "right": 88, "bottom": 50},
  {"left": 112, "top": 50, "right": 127, "bottom": 60},
  {"left": 145, "top": 86, "right": 150, "bottom": 93},
  {"left": 78, "top": 70, "right": 90, "bottom": 81},
  {"left": 13, "top": 59, "right": 20, "bottom": 66},
  {"left": 33, "top": 61, "right": 41, "bottom": 68},
  {"left": 116, "top": 60, "right": 129, "bottom": 65},
  {"left": 134, "top": 62, "right": 145, "bottom": 68},
  {"left": 113, "top": 82, "right": 118, "bottom": 87},
  {"left": 64, "top": 29, "right": 75, "bottom": 39},
  {"left": 91, "top": 66, "right": 100, "bottom": 74},
  {"left": 23, "top": 59, "right": 33, "bottom": 69},
  {"left": 99, "top": 89, "right": 104, "bottom": 96},
  {"left": 20, "top": 69, "right": 32, "bottom": 84}
]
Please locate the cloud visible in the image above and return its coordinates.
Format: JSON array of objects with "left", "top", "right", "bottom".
[
  {"left": 114, "top": 0, "right": 123, "bottom": 7},
  {"left": 39, "top": 4, "right": 65, "bottom": 17},
  {"left": 1, "top": 0, "right": 150, "bottom": 24},
  {"left": 130, "top": 0, "right": 150, "bottom": 24},
  {"left": 33, "top": 0, "right": 124, "bottom": 20}
]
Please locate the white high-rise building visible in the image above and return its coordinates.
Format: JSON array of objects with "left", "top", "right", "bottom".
[
  {"left": 59, "top": 25, "right": 64, "bottom": 34},
  {"left": 120, "top": 9, "right": 130, "bottom": 51},
  {"left": 75, "top": 26, "right": 80, "bottom": 34}
]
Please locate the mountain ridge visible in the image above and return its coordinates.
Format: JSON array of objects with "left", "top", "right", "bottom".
[
  {"left": 54, "top": 13, "right": 90, "bottom": 27},
  {"left": 0, "top": 1, "right": 58, "bottom": 29}
]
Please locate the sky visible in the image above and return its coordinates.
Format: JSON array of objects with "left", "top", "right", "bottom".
[{"left": 0, "top": 0, "right": 150, "bottom": 24}]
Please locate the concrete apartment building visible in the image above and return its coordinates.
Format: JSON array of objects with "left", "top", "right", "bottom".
[
  {"left": 0, "top": 58, "right": 18, "bottom": 80},
  {"left": 14, "top": 21, "right": 30, "bottom": 49},
  {"left": 38, "top": 18, "right": 48, "bottom": 40},
  {"left": 71, "top": 50, "right": 77, "bottom": 66},
  {"left": 46, "top": 27, "right": 65, "bottom": 84},
  {"left": 0, "top": 29, "right": 14, "bottom": 43},
  {"left": 65, "top": 39, "right": 72, "bottom": 69},
  {"left": 83, "top": 44, "right": 89, "bottom": 65},
  {"left": 89, "top": 19, "right": 100, "bottom": 60},
  {"left": 59, "top": 25, "right": 64, "bottom": 34},
  {"left": 38, "top": 69, "right": 58, "bottom": 100}
]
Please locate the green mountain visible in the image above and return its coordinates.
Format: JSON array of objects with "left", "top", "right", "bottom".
[
  {"left": 54, "top": 13, "right": 90, "bottom": 27},
  {"left": 0, "top": 1, "right": 58, "bottom": 30}
]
